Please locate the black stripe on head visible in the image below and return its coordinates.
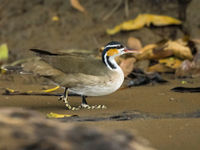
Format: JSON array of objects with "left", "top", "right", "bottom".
[
  {"left": 106, "top": 56, "right": 117, "bottom": 69},
  {"left": 104, "top": 41, "right": 123, "bottom": 49},
  {"left": 106, "top": 41, "right": 122, "bottom": 46},
  {"left": 102, "top": 46, "right": 110, "bottom": 65},
  {"left": 102, "top": 41, "right": 123, "bottom": 63},
  {"left": 102, "top": 41, "right": 123, "bottom": 69}
]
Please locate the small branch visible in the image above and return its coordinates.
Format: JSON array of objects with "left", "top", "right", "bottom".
[
  {"left": 124, "top": 0, "right": 129, "bottom": 18},
  {"left": 102, "top": 0, "right": 123, "bottom": 21}
]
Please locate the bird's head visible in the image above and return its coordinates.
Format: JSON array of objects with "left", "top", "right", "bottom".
[
  {"left": 102, "top": 41, "right": 139, "bottom": 58},
  {"left": 102, "top": 41, "right": 140, "bottom": 70}
]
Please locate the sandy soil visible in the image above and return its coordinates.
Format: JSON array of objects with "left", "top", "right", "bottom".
[{"left": 0, "top": 76, "right": 200, "bottom": 150}]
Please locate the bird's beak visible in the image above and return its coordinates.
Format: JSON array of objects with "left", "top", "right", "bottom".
[{"left": 123, "top": 48, "right": 141, "bottom": 54}]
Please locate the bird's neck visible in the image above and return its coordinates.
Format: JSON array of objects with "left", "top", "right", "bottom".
[{"left": 103, "top": 55, "right": 121, "bottom": 71}]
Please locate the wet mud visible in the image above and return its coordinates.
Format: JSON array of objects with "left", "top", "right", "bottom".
[{"left": 0, "top": 76, "right": 200, "bottom": 150}]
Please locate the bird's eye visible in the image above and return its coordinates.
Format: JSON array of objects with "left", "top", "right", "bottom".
[{"left": 116, "top": 45, "right": 123, "bottom": 49}]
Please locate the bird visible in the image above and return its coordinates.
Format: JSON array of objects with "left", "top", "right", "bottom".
[{"left": 21, "top": 41, "right": 140, "bottom": 110}]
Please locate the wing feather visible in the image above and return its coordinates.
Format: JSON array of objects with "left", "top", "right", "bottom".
[{"left": 30, "top": 49, "right": 109, "bottom": 76}]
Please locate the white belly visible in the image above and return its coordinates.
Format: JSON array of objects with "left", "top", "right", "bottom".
[{"left": 68, "top": 69, "right": 124, "bottom": 96}]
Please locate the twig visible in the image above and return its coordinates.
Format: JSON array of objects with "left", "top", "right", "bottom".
[
  {"left": 124, "top": 0, "right": 129, "bottom": 18},
  {"left": 102, "top": 0, "right": 123, "bottom": 21}
]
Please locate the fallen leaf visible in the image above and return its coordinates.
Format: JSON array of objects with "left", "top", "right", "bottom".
[
  {"left": 191, "top": 38, "right": 200, "bottom": 44},
  {"left": 181, "top": 80, "right": 187, "bottom": 84},
  {"left": 171, "top": 86, "right": 200, "bottom": 93},
  {"left": 164, "top": 39, "right": 193, "bottom": 60},
  {"left": 193, "top": 52, "right": 200, "bottom": 68},
  {"left": 135, "top": 39, "right": 193, "bottom": 60},
  {"left": 127, "top": 37, "right": 142, "bottom": 50},
  {"left": 135, "top": 44, "right": 158, "bottom": 60},
  {"left": 119, "top": 57, "right": 136, "bottom": 77},
  {"left": 175, "top": 60, "right": 194, "bottom": 77},
  {"left": 122, "top": 69, "right": 167, "bottom": 88},
  {"left": 0, "top": 43, "right": 8, "bottom": 61},
  {"left": 47, "top": 112, "right": 77, "bottom": 119},
  {"left": 70, "top": 0, "right": 86, "bottom": 13},
  {"left": 148, "top": 63, "right": 174, "bottom": 73},
  {"left": 52, "top": 16, "right": 59, "bottom": 21},
  {"left": 159, "top": 57, "right": 182, "bottom": 69},
  {"left": 43, "top": 86, "right": 60, "bottom": 93},
  {"left": 134, "top": 59, "right": 150, "bottom": 72},
  {"left": 175, "top": 53, "right": 200, "bottom": 78},
  {"left": 107, "top": 14, "right": 182, "bottom": 35}
]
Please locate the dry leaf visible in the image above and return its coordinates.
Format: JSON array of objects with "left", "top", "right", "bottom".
[
  {"left": 47, "top": 112, "right": 76, "bottom": 119},
  {"left": 148, "top": 64, "right": 173, "bottom": 73},
  {"left": 70, "top": 0, "right": 86, "bottom": 13},
  {"left": 52, "top": 16, "right": 59, "bottom": 21},
  {"left": 135, "top": 43, "right": 172, "bottom": 60},
  {"left": 135, "top": 39, "right": 193, "bottom": 60},
  {"left": 135, "top": 44, "right": 158, "bottom": 60},
  {"left": 127, "top": 37, "right": 142, "bottom": 50},
  {"left": 176, "top": 52, "right": 200, "bottom": 78},
  {"left": 0, "top": 43, "right": 8, "bottom": 61},
  {"left": 119, "top": 57, "right": 136, "bottom": 77},
  {"left": 43, "top": 86, "right": 60, "bottom": 93},
  {"left": 107, "top": 14, "right": 182, "bottom": 35},
  {"left": 175, "top": 60, "right": 193, "bottom": 77},
  {"left": 164, "top": 39, "right": 193, "bottom": 60},
  {"left": 159, "top": 57, "right": 182, "bottom": 69},
  {"left": 134, "top": 59, "right": 150, "bottom": 72}
]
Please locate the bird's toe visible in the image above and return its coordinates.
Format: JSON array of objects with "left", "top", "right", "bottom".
[{"left": 80, "top": 104, "right": 107, "bottom": 109}]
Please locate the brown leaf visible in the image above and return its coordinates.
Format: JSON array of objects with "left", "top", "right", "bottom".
[
  {"left": 135, "top": 39, "right": 193, "bottom": 60},
  {"left": 159, "top": 57, "right": 182, "bottom": 69},
  {"left": 176, "top": 52, "right": 200, "bottom": 78},
  {"left": 70, "top": 0, "right": 86, "bottom": 13},
  {"left": 127, "top": 37, "right": 142, "bottom": 50},
  {"left": 134, "top": 59, "right": 150, "bottom": 72},
  {"left": 164, "top": 39, "right": 193, "bottom": 60},
  {"left": 107, "top": 14, "right": 182, "bottom": 35},
  {"left": 148, "top": 64, "right": 173, "bottom": 73},
  {"left": 52, "top": 16, "right": 59, "bottom": 22},
  {"left": 134, "top": 44, "right": 157, "bottom": 60},
  {"left": 119, "top": 57, "right": 136, "bottom": 77},
  {"left": 175, "top": 60, "right": 194, "bottom": 77}
]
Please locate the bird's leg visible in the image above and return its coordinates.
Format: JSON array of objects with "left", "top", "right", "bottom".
[
  {"left": 58, "top": 88, "right": 68, "bottom": 102},
  {"left": 58, "top": 88, "right": 81, "bottom": 110},
  {"left": 59, "top": 91, "right": 106, "bottom": 110},
  {"left": 80, "top": 96, "right": 107, "bottom": 109},
  {"left": 58, "top": 88, "right": 72, "bottom": 110},
  {"left": 80, "top": 96, "right": 89, "bottom": 108}
]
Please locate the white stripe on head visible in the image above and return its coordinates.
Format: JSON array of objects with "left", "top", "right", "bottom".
[
  {"left": 104, "top": 44, "right": 121, "bottom": 49},
  {"left": 104, "top": 53, "right": 113, "bottom": 70}
]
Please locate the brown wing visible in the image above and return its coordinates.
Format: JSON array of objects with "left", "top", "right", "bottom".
[
  {"left": 22, "top": 49, "right": 113, "bottom": 87},
  {"left": 29, "top": 49, "right": 110, "bottom": 76}
]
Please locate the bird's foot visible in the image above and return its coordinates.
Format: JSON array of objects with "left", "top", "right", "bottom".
[
  {"left": 79, "top": 103, "right": 107, "bottom": 109},
  {"left": 58, "top": 95, "right": 65, "bottom": 102},
  {"left": 65, "top": 103, "right": 80, "bottom": 111},
  {"left": 58, "top": 95, "right": 70, "bottom": 104},
  {"left": 59, "top": 95, "right": 107, "bottom": 110},
  {"left": 65, "top": 103, "right": 107, "bottom": 111},
  {"left": 58, "top": 95, "right": 79, "bottom": 110}
]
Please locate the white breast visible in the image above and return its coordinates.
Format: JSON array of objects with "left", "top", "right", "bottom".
[{"left": 69, "top": 68, "right": 124, "bottom": 96}]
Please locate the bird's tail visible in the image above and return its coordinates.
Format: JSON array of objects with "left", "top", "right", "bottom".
[
  {"left": 1, "top": 64, "right": 32, "bottom": 75},
  {"left": 1, "top": 57, "right": 39, "bottom": 74}
]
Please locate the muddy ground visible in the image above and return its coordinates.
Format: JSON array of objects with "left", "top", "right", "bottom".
[
  {"left": 0, "top": 75, "right": 200, "bottom": 150},
  {"left": 1, "top": 0, "right": 200, "bottom": 150}
]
